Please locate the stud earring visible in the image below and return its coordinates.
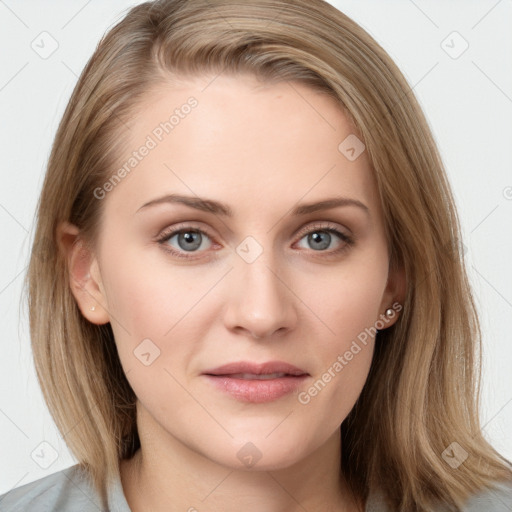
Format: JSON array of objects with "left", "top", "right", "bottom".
[
  {"left": 385, "top": 304, "right": 402, "bottom": 317},
  {"left": 90, "top": 306, "right": 96, "bottom": 312}
]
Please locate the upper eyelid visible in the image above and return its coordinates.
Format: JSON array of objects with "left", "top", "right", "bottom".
[{"left": 296, "top": 221, "right": 347, "bottom": 234}]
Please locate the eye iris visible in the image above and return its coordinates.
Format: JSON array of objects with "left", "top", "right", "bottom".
[
  {"left": 178, "top": 231, "right": 202, "bottom": 251},
  {"left": 308, "top": 231, "right": 331, "bottom": 250}
]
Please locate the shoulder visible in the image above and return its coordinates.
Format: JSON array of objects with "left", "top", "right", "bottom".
[
  {"left": 366, "top": 480, "right": 512, "bottom": 512},
  {"left": 463, "top": 479, "right": 512, "bottom": 511},
  {"left": 0, "top": 464, "right": 109, "bottom": 512}
]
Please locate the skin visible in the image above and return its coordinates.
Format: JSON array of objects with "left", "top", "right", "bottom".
[{"left": 59, "top": 73, "right": 405, "bottom": 512}]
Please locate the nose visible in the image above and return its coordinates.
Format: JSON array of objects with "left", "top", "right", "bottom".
[{"left": 223, "top": 251, "right": 298, "bottom": 340}]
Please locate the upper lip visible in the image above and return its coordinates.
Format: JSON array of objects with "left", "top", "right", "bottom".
[{"left": 202, "top": 361, "right": 309, "bottom": 376}]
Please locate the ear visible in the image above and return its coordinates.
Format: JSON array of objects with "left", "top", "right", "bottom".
[
  {"left": 56, "top": 221, "right": 110, "bottom": 325},
  {"left": 377, "top": 259, "right": 406, "bottom": 329}
]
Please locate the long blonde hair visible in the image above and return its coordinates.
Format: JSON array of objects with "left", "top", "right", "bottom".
[{"left": 25, "top": 0, "right": 512, "bottom": 510}]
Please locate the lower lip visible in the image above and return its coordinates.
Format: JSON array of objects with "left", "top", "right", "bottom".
[{"left": 203, "top": 375, "right": 309, "bottom": 403}]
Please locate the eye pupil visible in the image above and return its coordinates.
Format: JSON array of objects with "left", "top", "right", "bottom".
[
  {"left": 308, "top": 231, "right": 331, "bottom": 250},
  {"left": 178, "top": 231, "right": 202, "bottom": 251}
]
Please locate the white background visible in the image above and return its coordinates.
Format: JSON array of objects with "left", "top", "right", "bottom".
[{"left": 0, "top": 0, "right": 511, "bottom": 494}]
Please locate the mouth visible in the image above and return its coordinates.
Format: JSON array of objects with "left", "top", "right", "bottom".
[
  {"left": 219, "top": 372, "right": 296, "bottom": 380},
  {"left": 202, "top": 361, "right": 310, "bottom": 403}
]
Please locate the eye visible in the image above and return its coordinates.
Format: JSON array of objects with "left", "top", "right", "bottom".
[
  {"left": 294, "top": 222, "right": 354, "bottom": 255},
  {"left": 156, "top": 221, "right": 354, "bottom": 260},
  {"left": 156, "top": 224, "right": 215, "bottom": 259}
]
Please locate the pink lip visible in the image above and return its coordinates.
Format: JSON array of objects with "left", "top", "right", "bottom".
[
  {"left": 202, "top": 361, "right": 309, "bottom": 403},
  {"left": 203, "top": 360, "right": 308, "bottom": 376}
]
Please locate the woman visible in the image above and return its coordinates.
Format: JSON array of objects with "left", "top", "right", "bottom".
[{"left": 1, "top": 0, "right": 511, "bottom": 511}]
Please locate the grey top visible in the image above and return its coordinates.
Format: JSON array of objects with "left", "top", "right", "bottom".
[{"left": 1, "top": 463, "right": 512, "bottom": 511}]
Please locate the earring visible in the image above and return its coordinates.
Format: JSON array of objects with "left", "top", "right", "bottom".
[
  {"left": 90, "top": 306, "right": 96, "bottom": 312},
  {"left": 385, "top": 305, "right": 401, "bottom": 317}
]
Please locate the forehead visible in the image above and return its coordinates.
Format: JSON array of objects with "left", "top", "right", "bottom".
[{"left": 103, "top": 73, "right": 381, "bottom": 222}]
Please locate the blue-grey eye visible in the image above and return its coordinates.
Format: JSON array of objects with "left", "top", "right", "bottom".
[
  {"left": 170, "top": 230, "right": 209, "bottom": 252},
  {"left": 296, "top": 229, "right": 345, "bottom": 251},
  {"left": 307, "top": 231, "right": 332, "bottom": 250}
]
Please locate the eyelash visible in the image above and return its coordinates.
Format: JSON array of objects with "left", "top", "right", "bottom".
[{"left": 156, "top": 222, "right": 355, "bottom": 260}]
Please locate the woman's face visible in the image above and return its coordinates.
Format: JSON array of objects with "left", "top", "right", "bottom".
[{"left": 74, "top": 73, "right": 403, "bottom": 470}]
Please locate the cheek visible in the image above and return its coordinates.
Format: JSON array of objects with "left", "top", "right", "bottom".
[
  {"left": 302, "top": 255, "right": 388, "bottom": 348},
  {"left": 293, "top": 256, "right": 387, "bottom": 412},
  {"left": 100, "top": 256, "right": 196, "bottom": 412},
  {"left": 100, "top": 244, "right": 200, "bottom": 334},
  {"left": 99, "top": 248, "right": 225, "bottom": 384}
]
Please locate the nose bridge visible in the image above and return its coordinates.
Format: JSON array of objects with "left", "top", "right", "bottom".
[{"left": 224, "top": 235, "right": 296, "bottom": 338}]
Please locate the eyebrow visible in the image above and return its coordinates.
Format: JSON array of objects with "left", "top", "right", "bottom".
[{"left": 136, "top": 194, "right": 370, "bottom": 217}]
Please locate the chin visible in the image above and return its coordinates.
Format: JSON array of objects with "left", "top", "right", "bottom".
[{"left": 207, "top": 434, "right": 313, "bottom": 472}]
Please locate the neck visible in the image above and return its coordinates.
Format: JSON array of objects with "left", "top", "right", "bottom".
[{"left": 120, "top": 404, "right": 363, "bottom": 512}]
